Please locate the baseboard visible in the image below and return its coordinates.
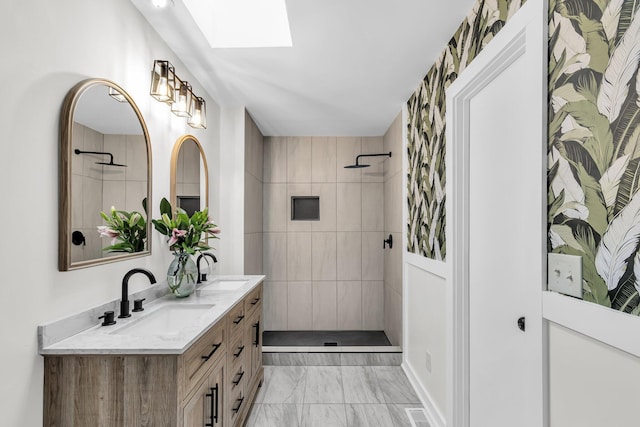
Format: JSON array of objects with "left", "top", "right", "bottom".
[{"left": 402, "top": 360, "right": 446, "bottom": 427}]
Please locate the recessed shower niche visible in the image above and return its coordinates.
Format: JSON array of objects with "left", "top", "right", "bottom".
[{"left": 291, "top": 196, "right": 320, "bottom": 221}]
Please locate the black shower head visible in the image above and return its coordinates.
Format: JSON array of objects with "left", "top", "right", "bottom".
[
  {"left": 344, "top": 163, "right": 370, "bottom": 169},
  {"left": 344, "top": 152, "right": 392, "bottom": 169},
  {"left": 96, "top": 161, "right": 127, "bottom": 167}
]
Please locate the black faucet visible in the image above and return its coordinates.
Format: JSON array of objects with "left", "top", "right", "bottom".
[
  {"left": 119, "top": 268, "right": 156, "bottom": 318},
  {"left": 197, "top": 253, "right": 218, "bottom": 283}
]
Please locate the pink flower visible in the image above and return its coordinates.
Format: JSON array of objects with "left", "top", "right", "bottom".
[
  {"left": 97, "top": 226, "right": 120, "bottom": 244},
  {"left": 210, "top": 227, "right": 221, "bottom": 234},
  {"left": 168, "top": 228, "right": 187, "bottom": 246}
]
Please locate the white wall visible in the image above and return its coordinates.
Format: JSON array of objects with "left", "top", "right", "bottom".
[
  {"left": 549, "top": 323, "right": 640, "bottom": 426},
  {"left": 0, "top": 0, "right": 221, "bottom": 425},
  {"left": 219, "top": 107, "right": 245, "bottom": 274}
]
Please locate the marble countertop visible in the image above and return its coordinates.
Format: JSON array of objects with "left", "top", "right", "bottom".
[{"left": 39, "top": 275, "right": 265, "bottom": 356}]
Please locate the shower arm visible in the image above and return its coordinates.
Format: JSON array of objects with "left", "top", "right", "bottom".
[
  {"left": 354, "top": 152, "right": 392, "bottom": 166},
  {"left": 74, "top": 149, "right": 115, "bottom": 164}
]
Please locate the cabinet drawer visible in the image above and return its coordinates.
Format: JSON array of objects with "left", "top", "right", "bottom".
[
  {"left": 228, "top": 332, "right": 246, "bottom": 372},
  {"left": 227, "top": 386, "right": 245, "bottom": 426},
  {"left": 244, "top": 284, "right": 263, "bottom": 317},
  {"left": 227, "top": 301, "right": 246, "bottom": 339},
  {"left": 228, "top": 362, "right": 246, "bottom": 395},
  {"left": 183, "top": 321, "right": 225, "bottom": 393}
]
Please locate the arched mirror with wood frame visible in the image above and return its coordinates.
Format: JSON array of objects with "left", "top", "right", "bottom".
[
  {"left": 59, "top": 79, "right": 152, "bottom": 271},
  {"left": 170, "top": 135, "right": 209, "bottom": 216}
]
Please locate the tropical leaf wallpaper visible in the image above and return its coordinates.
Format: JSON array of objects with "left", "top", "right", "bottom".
[
  {"left": 406, "top": 0, "right": 526, "bottom": 260},
  {"left": 549, "top": 0, "right": 640, "bottom": 313}
]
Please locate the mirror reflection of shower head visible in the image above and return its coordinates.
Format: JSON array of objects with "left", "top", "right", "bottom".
[
  {"left": 344, "top": 152, "right": 392, "bottom": 169},
  {"left": 74, "top": 149, "right": 128, "bottom": 167}
]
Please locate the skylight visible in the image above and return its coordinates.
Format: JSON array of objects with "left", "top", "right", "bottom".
[{"left": 183, "top": 0, "right": 292, "bottom": 48}]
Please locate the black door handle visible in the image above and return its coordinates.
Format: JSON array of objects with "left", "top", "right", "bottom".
[{"left": 517, "top": 316, "right": 525, "bottom": 332}]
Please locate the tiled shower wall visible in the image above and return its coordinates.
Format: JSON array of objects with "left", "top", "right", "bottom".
[
  {"left": 244, "top": 111, "right": 264, "bottom": 275},
  {"left": 383, "top": 112, "right": 403, "bottom": 346},
  {"left": 71, "top": 123, "right": 146, "bottom": 262},
  {"left": 263, "top": 136, "right": 386, "bottom": 331}
]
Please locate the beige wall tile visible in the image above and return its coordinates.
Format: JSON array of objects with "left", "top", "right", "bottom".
[
  {"left": 384, "top": 173, "right": 403, "bottom": 234},
  {"left": 263, "top": 137, "right": 287, "bottom": 183},
  {"left": 312, "top": 281, "right": 337, "bottom": 330},
  {"left": 83, "top": 126, "right": 104, "bottom": 180},
  {"left": 337, "top": 137, "right": 362, "bottom": 182},
  {"left": 361, "top": 136, "right": 385, "bottom": 183},
  {"left": 102, "top": 180, "right": 126, "bottom": 214},
  {"left": 384, "top": 286, "right": 402, "bottom": 346},
  {"left": 287, "top": 136, "right": 311, "bottom": 183},
  {"left": 337, "top": 232, "right": 362, "bottom": 280},
  {"left": 363, "top": 281, "right": 384, "bottom": 330},
  {"left": 288, "top": 281, "right": 312, "bottom": 330},
  {"left": 264, "top": 233, "right": 287, "bottom": 281},
  {"left": 337, "top": 281, "right": 362, "bottom": 330},
  {"left": 71, "top": 172, "right": 83, "bottom": 228},
  {"left": 263, "top": 184, "right": 287, "bottom": 232},
  {"left": 125, "top": 181, "right": 147, "bottom": 214},
  {"left": 287, "top": 183, "right": 312, "bottom": 232},
  {"left": 311, "top": 136, "right": 337, "bottom": 183},
  {"left": 244, "top": 233, "right": 263, "bottom": 275},
  {"left": 362, "top": 183, "right": 384, "bottom": 231},
  {"left": 337, "top": 183, "right": 361, "bottom": 231},
  {"left": 287, "top": 232, "right": 312, "bottom": 280},
  {"left": 83, "top": 176, "right": 103, "bottom": 229},
  {"left": 311, "top": 183, "right": 336, "bottom": 232},
  {"left": 103, "top": 135, "right": 126, "bottom": 181},
  {"left": 125, "top": 134, "right": 148, "bottom": 182},
  {"left": 362, "top": 232, "right": 384, "bottom": 281},
  {"left": 312, "top": 232, "right": 337, "bottom": 280},
  {"left": 244, "top": 172, "right": 263, "bottom": 233},
  {"left": 383, "top": 112, "right": 403, "bottom": 178},
  {"left": 264, "top": 281, "right": 288, "bottom": 330}
]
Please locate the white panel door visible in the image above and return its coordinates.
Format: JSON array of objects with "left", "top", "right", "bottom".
[
  {"left": 468, "top": 52, "right": 541, "bottom": 426},
  {"left": 446, "top": 1, "right": 546, "bottom": 426}
]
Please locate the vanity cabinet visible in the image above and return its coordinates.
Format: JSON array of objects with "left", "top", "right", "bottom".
[{"left": 43, "top": 282, "right": 264, "bottom": 427}]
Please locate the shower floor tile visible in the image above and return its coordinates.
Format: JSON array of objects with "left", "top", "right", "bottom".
[{"left": 263, "top": 330, "right": 392, "bottom": 347}]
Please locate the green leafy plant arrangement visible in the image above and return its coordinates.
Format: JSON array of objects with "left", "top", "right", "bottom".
[
  {"left": 97, "top": 200, "right": 148, "bottom": 253},
  {"left": 151, "top": 197, "right": 220, "bottom": 254}
]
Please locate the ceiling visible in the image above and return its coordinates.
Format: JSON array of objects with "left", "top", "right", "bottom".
[{"left": 131, "top": 0, "right": 476, "bottom": 136}]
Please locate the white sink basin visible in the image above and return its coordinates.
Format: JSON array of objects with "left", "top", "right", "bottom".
[
  {"left": 200, "top": 279, "right": 248, "bottom": 291},
  {"left": 112, "top": 304, "right": 214, "bottom": 336}
]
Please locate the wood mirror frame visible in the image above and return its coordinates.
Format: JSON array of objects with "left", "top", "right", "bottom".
[
  {"left": 170, "top": 135, "right": 209, "bottom": 216},
  {"left": 59, "top": 78, "right": 152, "bottom": 271}
]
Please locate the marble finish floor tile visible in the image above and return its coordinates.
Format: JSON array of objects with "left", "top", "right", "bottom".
[
  {"left": 250, "top": 404, "right": 300, "bottom": 427},
  {"left": 345, "top": 404, "right": 395, "bottom": 427},
  {"left": 373, "top": 366, "right": 421, "bottom": 404},
  {"left": 300, "top": 404, "right": 347, "bottom": 427},
  {"left": 342, "top": 366, "right": 385, "bottom": 403},
  {"left": 387, "top": 404, "right": 428, "bottom": 427},
  {"left": 303, "top": 366, "right": 344, "bottom": 403},
  {"left": 261, "top": 366, "right": 307, "bottom": 404}
]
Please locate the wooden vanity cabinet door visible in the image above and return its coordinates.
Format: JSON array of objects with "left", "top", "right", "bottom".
[
  {"left": 182, "top": 357, "right": 224, "bottom": 427},
  {"left": 246, "top": 308, "right": 263, "bottom": 381}
]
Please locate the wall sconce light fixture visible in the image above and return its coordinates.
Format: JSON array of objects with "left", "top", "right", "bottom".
[
  {"left": 188, "top": 97, "right": 207, "bottom": 129},
  {"left": 108, "top": 87, "right": 127, "bottom": 103},
  {"left": 150, "top": 60, "right": 207, "bottom": 129}
]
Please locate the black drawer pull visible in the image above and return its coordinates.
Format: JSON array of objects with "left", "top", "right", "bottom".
[
  {"left": 205, "top": 384, "right": 219, "bottom": 426},
  {"left": 233, "top": 345, "right": 245, "bottom": 358},
  {"left": 232, "top": 370, "right": 245, "bottom": 386},
  {"left": 232, "top": 397, "right": 244, "bottom": 413},
  {"left": 201, "top": 343, "right": 221, "bottom": 361},
  {"left": 253, "top": 321, "right": 260, "bottom": 347},
  {"left": 233, "top": 315, "right": 245, "bottom": 325},
  {"left": 250, "top": 298, "right": 261, "bottom": 305}
]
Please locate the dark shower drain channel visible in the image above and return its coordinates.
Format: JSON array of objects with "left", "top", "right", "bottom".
[{"left": 263, "top": 330, "right": 391, "bottom": 347}]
